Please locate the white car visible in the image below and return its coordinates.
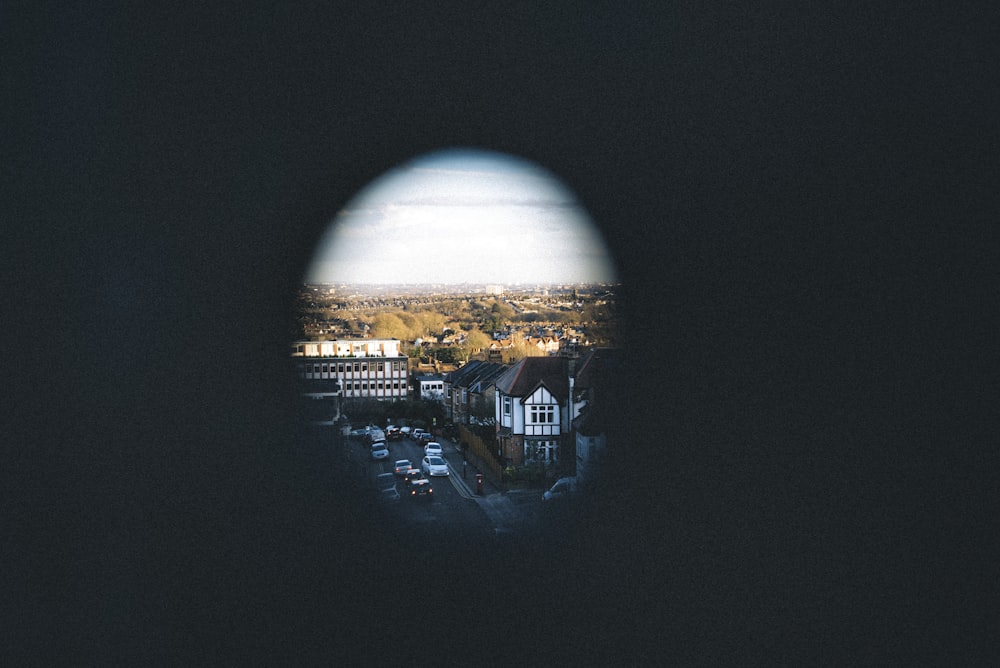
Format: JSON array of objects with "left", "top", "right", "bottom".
[
  {"left": 543, "top": 477, "right": 577, "bottom": 501},
  {"left": 421, "top": 455, "right": 449, "bottom": 477},
  {"left": 371, "top": 442, "right": 389, "bottom": 460},
  {"left": 423, "top": 441, "right": 443, "bottom": 457}
]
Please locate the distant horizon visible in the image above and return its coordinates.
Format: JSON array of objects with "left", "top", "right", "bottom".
[
  {"left": 303, "top": 280, "right": 621, "bottom": 286},
  {"left": 305, "top": 148, "right": 618, "bottom": 286}
]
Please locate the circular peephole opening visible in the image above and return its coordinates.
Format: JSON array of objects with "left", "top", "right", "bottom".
[{"left": 293, "top": 147, "right": 620, "bottom": 543}]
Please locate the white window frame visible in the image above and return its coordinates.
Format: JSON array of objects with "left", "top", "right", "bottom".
[{"left": 529, "top": 404, "right": 555, "bottom": 424}]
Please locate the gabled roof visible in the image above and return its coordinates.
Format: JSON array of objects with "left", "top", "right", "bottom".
[
  {"left": 573, "top": 347, "right": 620, "bottom": 391},
  {"left": 494, "top": 356, "right": 569, "bottom": 401},
  {"left": 444, "top": 360, "right": 484, "bottom": 385},
  {"left": 445, "top": 360, "right": 507, "bottom": 390}
]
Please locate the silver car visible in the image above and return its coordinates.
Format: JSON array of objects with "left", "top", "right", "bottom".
[{"left": 421, "top": 455, "right": 449, "bottom": 477}]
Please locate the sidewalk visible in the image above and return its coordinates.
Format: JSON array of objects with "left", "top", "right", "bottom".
[
  {"left": 435, "top": 435, "right": 543, "bottom": 534},
  {"left": 435, "top": 435, "right": 504, "bottom": 496}
]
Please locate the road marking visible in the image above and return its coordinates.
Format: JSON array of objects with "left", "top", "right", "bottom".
[{"left": 447, "top": 463, "right": 476, "bottom": 499}]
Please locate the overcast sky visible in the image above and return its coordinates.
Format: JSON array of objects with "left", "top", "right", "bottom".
[{"left": 305, "top": 148, "right": 618, "bottom": 285}]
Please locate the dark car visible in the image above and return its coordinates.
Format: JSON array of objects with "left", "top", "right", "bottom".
[
  {"left": 403, "top": 468, "right": 426, "bottom": 485},
  {"left": 407, "top": 477, "right": 434, "bottom": 499},
  {"left": 416, "top": 432, "right": 434, "bottom": 446},
  {"left": 375, "top": 472, "right": 396, "bottom": 491},
  {"left": 386, "top": 427, "right": 403, "bottom": 442}
]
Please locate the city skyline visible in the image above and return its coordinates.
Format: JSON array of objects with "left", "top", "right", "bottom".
[{"left": 304, "top": 148, "right": 618, "bottom": 285}]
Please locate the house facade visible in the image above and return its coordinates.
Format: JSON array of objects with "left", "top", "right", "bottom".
[
  {"left": 414, "top": 373, "right": 445, "bottom": 402},
  {"left": 493, "top": 356, "right": 571, "bottom": 468},
  {"left": 444, "top": 360, "right": 508, "bottom": 425},
  {"left": 292, "top": 338, "right": 409, "bottom": 401}
]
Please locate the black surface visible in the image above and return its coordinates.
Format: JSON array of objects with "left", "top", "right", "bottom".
[{"left": 4, "top": 3, "right": 995, "bottom": 664}]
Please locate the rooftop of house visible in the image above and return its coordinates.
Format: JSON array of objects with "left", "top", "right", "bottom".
[
  {"left": 573, "top": 347, "right": 621, "bottom": 391},
  {"left": 494, "top": 356, "right": 570, "bottom": 400},
  {"left": 445, "top": 360, "right": 508, "bottom": 390}
]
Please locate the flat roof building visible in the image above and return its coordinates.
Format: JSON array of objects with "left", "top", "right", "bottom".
[{"left": 292, "top": 339, "right": 408, "bottom": 401}]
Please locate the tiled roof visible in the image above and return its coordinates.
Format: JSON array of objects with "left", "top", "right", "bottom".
[
  {"left": 494, "top": 356, "right": 569, "bottom": 400},
  {"left": 445, "top": 360, "right": 507, "bottom": 389},
  {"left": 573, "top": 347, "right": 620, "bottom": 390}
]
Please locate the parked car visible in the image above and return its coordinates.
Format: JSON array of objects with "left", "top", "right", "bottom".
[
  {"left": 393, "top": 459, "right": 414, "bottom": 476},
  {"left": 379, "top": 486, "right": 401, "bottom": 503},
  {"left": 375, "top": 472, "right": 396, "bottom": 491},
  {"left": 423, "top": 441, "right": 443, "bottom": 457},
  {"left": 407, "top": 477, "right": 434, "bottom": 499},
  {"left": 542, "top": 477, "right": 578, "bottom": 501},
  {"left": 371, "top": 442, "right": 389, "bottom": 460},
  {"left": 366, "top": 429, "right": 386, "bottom": 445},
  {"left": 410, "top": 428, "right": 426, "bottom": 441},
  {"left": 421, "top": 455, "right": 449, "bottom": 477}
]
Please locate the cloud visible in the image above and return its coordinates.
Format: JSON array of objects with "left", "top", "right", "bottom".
[{"left": 305, "top": 148, "right": 617, "bottom": 284}]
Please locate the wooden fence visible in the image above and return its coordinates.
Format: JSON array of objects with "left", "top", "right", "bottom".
[{"left": 457, "top": 424, "right": 503, "bottom": 480}]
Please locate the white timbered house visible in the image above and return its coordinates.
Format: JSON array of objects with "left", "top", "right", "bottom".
[{"left": 493, "top": 356, "right": 570, "bottom": 467}]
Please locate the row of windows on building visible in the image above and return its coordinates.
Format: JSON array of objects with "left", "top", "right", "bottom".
[
  {"left": 341, "top": 380, "right": 407, "bottom": 395},
  {"left": 298, "top": 360, "right": 406, "bottom": 377}
]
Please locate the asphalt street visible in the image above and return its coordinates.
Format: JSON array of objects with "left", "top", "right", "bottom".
[{"left": 354, "top": 429, "right": 545, "bottom": 539}]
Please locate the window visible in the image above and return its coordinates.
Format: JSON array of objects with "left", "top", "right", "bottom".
[
  {"left": 353, "top": 363, "right": 359, "bottom": 373},
  {"left": 529, "top": 405, "right": 555, "bottom": 424},
  {"left": 338, "top": 363, "right": 344, "bottom": 373},
  {"left": 322, "top": 364, "right": 328, "bottom": 373},
  {"left": 503, "top": 396, "right": 511, "bottom": 416},
  {"left": 526, "top": 440, "right": 557, "bottom": 463},
  {"left": 362, "top": 363, "right": 368, "bottom": 373},
  {"left": 378, "top": 363, "right": 384, "bottom": 373}
]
